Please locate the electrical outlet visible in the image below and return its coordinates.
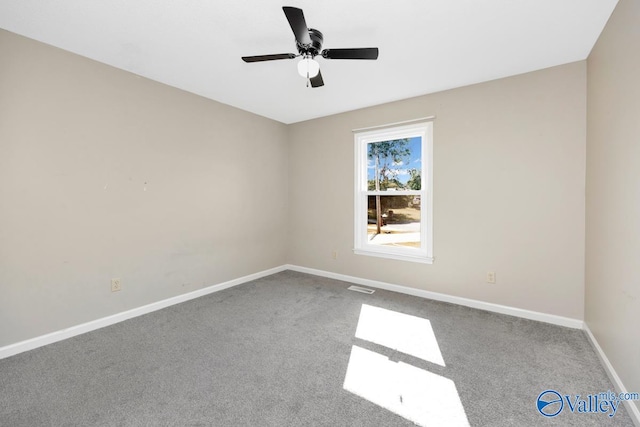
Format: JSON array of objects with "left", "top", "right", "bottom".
[
  {"left": 332, "top": 250, "right": 338, "bottom": 260},
  {"left": 486, "top": 272, "right": 496, "bottom": 284},
  {"left": 111, "top": 278, "right": 122, "bottom": 292}
]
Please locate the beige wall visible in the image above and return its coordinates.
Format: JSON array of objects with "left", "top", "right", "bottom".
[
  {"left": 288, "top": 62, "right": 587, "bottom": 320},
  {"left": 1, "top": 9, "right": 636, "bottom": 411},
  {"left": 0, "top": 30, "right": 289, "bottom": 347},
  {"left": 586, "top": 0, "right": 640, "bottom": 414}
]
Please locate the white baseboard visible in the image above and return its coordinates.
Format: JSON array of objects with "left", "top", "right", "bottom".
[
  {"left": 0, "top": 265, "right": 287, "bottom": 360},
  {"left": 584, "top": 325, "right": 640, "bottom": 426},
  {"left": 1, "top": 264, "right": 583, "bottom": 361},
  {"left": 284, "top": 264, "right": 584, "bottom": 329}
]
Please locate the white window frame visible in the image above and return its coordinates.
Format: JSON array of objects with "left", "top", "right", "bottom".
[{"left": 353, "top": 121, "right": 433, "bottom": 264}]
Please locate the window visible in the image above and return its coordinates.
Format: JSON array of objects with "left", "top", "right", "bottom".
[{"left": 354, "top": 121, "right": 433, "bottom": 263}]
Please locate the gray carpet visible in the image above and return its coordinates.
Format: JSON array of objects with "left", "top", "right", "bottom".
[{"left": 0, "top": 270, "right": 635, "bottom": 426}]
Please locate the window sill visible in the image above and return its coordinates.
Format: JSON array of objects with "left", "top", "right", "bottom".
[{"left": 353, "top": 248, "right": 434, "bottom": 264}]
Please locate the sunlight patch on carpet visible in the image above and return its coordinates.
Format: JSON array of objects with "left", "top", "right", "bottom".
[
  {"left": 355, "top": 304, "right": 445, "bottom": 366},
  {"left": 343, "top": 346, "right": 469, "bottom": 427},
  {"left": 344, "top": 304, "right": 469, "bottom": 427}
]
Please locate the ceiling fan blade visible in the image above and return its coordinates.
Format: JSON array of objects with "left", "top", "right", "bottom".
[
  {"left": 283, "top": 6, "right": 312, "bottom": 46},
  {"left": 321, "top": 48, "right": 379, "bottom": 60},
  {"left": 242, "top": 53, "right": 297, "bottom": 63},
  {"left": 310, "top": 70, "right": 324, "bottom": 88}
]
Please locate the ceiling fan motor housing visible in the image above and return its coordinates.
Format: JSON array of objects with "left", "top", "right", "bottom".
[{"left": 297, "top": 28, "right": 323, "bottom": 57}]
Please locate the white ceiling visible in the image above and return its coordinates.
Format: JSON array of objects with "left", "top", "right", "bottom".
[{"left": 0, "top": 0, "right": 618, "bottom": 124}]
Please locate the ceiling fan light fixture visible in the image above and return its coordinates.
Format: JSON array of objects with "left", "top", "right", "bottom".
[{"left": 297, "top": 57, "right": 320, "bottom": 78}]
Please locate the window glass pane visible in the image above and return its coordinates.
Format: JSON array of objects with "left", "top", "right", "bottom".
[
  {"left": 367, "top": 195, "right": 421, "bottom": 248},
  {"left": 367, "top": 137, "right": 422, "bottom": 191}
]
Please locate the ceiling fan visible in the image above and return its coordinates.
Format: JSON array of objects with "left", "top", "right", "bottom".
[{"left": 241, "top": 6, "right": 379, "bottom": 88}]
